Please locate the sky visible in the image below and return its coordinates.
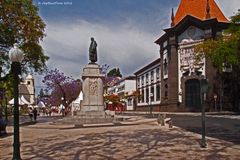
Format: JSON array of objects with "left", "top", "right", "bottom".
[{"left": 32, "top": 0, "right": 240, "bottom": 92}]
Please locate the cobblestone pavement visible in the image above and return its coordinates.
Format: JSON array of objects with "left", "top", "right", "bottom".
[{"left": 1, "top": 117, "right": 240, "bottom": 160}]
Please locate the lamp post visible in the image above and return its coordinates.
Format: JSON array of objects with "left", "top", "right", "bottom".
[
  {"left": 200, "top": 79, "right": 208, "bottom": 148},
  {"left": 9, "top": 43, "right": 24, "bottom": 160},
  {"left": 213, "top": 94, "right": 217, "bottom": 112},
  {"left": 61, "top": 97, "right": 65, "bottom": 116},
  {"left": 0, "top": 88, "right": 8, "bottom": 121}
]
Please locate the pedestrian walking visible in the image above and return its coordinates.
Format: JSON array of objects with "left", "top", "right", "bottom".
[
  {"left": 33, "top": 108, "right": 38, "bottom": 122},
  {"left": 28, "top": 107, "right": 33, "bottom": 121}
]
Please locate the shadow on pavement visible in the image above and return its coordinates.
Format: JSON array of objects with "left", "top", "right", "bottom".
[
  {"left": 169, "top": 114, "right": 240, "bottom": 144},
  {"left": 0, "top": 132, "right": 13, "bottom": 139},
  {"left": 17, "top": 128, "right": 238, "bottom": 160}
]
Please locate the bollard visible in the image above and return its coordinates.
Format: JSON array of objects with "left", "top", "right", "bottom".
[
  {"left": 157, "top": 114, "right": 161, "bottom": 125},
  {"left": 161, "top": 114, "right": 165, "bottom": 126},
  {"left": 163, "top": 113, "right": 166, "bottom": 120},
  {"left": 168, "top": 119, "right": 173, "bottom": 128}
]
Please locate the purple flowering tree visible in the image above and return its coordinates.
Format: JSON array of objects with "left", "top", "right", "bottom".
[{"left": 42, "top": 69, "right": 81, "bottom": 112}]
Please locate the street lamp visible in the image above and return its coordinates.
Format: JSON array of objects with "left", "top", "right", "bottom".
[
  {"left": 9, "top": 43, "right": 24, "bottom": 160},
  {"left": 61, "top": 97, "right": 65, "bottom": 116},
  {"left": 213, "top": 94, "right": 218, "bottom": 112},
  {"left": 200, "top": 79, "right": 208, "bottom": 148}
]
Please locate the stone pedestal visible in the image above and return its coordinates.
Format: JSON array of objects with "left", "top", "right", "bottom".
[
  {"left": 81, "top": 63, "right": 105, "bottom": 112},
  {"left": 62, "top": 63, "right": 114, "bottom": 125}
]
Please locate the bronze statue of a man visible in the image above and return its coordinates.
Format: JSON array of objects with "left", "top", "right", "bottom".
[{"left": 89, "top": 37, "right": 97, "bottom": 63}]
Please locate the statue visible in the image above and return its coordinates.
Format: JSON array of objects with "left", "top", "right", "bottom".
[{"left": 89, "top": 37, "right": 97, "bottom": 63}]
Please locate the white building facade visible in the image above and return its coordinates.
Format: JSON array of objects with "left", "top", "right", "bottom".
[
  {"left": 107, "top": 76, "right": 136, "bottom": 110},
  {"left": 134, "top": 58, "right": 161, "bottom": 111}
]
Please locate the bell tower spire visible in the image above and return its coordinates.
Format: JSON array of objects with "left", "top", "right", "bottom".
[
  {"left": 171, "top": 8, "right": 175, "bottom": 27},
  {"left": 206, "top": 0, "right": 211, "bottom": 19}
]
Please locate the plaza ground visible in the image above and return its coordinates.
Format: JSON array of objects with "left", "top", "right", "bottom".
[{"left": 0, "top": 114, "right": 240, "bottom": 160}]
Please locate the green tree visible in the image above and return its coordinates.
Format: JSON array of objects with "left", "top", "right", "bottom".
[
  {"left": 0, "top": 0, "right": 49, "bottom": 75},
  {"left": 195, "top": 10, "right": 240, "bottom": 111},
  {"left": 107, "top": 68, "right": 122, "bottom": 78},
  {"left": 38, "top": 88, "right": 45, "bottom": 98},
  {"left": 195, "top": 10, "right": 240, "bottom": 69}
]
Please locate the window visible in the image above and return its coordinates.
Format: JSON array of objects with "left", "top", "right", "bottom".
[
  {"left": 163, "top": 40, "right": 168, "bottom": 48},
  {"left": 138, "top": 89, "right": 141, "bottom": 103},
  {"left": 163, "top": 59, "right": 168, "bottom": 75},
  {"left": 163, "top": 49, "right": 168, "bottom": 78},
  {"left": 150, "top": 86, "right": 154, "bottom": 101},
  {"left": 156, "top": 84, "right": 160, "bottom": 101},
  {"left": 141, "top": 89, "right": 144, "bottom": 103},
  {"left": 141, "top": 76, "right": 144, "bottom": 85},
  {"left": 146, "top": 88, "right": 149, "bottom": 103},
  {"left": 137, "top": 77, "right": 140, "bottom": 87},
  {"left": 151, "top": 71, "right": 154, "bottom": 82},
  {"left": 118, "top": 85, "right": 125, "bottom": 92},
  {"left": 146, "top": 73, "right": 149, "bottom": 84},
  {"left": 128, "top": 98, "right": 132, "bottom": 106},
  {"left": 156, "top": 67, "right": 160, "bottom": 80}
]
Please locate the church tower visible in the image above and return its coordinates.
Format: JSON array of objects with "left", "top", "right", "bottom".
[
  {"left": 19, "top": 75, "right": 35, "bottom": 104},
  {"left": 25, "top": 75, "right": 35, "bottom": 104}
]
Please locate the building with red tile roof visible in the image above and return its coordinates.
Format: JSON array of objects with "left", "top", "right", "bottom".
[
  {"left": 173, "top": 0, "right": 228, "bottom": 26},
  {"left": 152, "top": 0, "right": 232, "bottom": 112}
]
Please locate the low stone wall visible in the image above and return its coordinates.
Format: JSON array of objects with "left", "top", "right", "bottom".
[{"left": 135, "top": 104, "right": 194, "bottom": 112}]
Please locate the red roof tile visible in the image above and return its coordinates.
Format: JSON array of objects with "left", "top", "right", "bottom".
[{"left": 174, "top": 0, "right": 229, "bottom": 25}]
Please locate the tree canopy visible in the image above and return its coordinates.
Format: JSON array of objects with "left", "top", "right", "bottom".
[
  {"left": 107, "top": 68, "right": 122, "bottom": 78},
  {"left": 0, "top": 0, "right": 49, "bottom": 75},
  {"left": 42, "top": 69, "right": 81, "bottom": 106},
  {"left": 195, "top": 9, "right": 240, "bottom": 70},
  {"left": 195, "top": 10, "right": 240, "bottom": 111}
]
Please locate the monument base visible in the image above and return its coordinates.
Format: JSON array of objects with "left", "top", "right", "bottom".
[
  {"left": 63, "top": 110, "right": 114, "bottom": 125},
  {"left": 76, "top": 110, "right": 106, "bottom": 118},
  {"left": 62, "top": 63, "right": 114, "bottom": 125},
  {"left": 81, "top": 63, "right": 105, "bottom": 110},
  {"left": 81, "top": 105, "right": 104, "bottom": 112}
]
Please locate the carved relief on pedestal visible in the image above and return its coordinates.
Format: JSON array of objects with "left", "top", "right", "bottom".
[{"left": 89, "top": 78, "right": 98, "bottom": 95}]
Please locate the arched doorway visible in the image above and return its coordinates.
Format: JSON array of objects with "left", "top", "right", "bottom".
[{"left": 185, "top": 79, "right": 201, "bottom": 109}]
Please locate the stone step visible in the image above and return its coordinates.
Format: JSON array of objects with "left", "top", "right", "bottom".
[
  {"left": 76, "top": 111, "right": 105, "bottom": 115},
  {"left": 76, "top": 111, "right": 109, "bottom": 118},
  {"left": 62, "top": 117, "right": 114, "bottom": 125},
  {"left": 65, "top": 115, "right": 112, "bottom": 120}
]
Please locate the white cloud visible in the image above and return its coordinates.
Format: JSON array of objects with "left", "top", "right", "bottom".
[
  {"left": 42, "top": 20, "right": 159, "bottom": 79},
  {"left": 216, "top": 0, "right": 240, "bottom": 19},
  {"left": 34, "top": 0, "right": 239, "bottom": 91}
]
